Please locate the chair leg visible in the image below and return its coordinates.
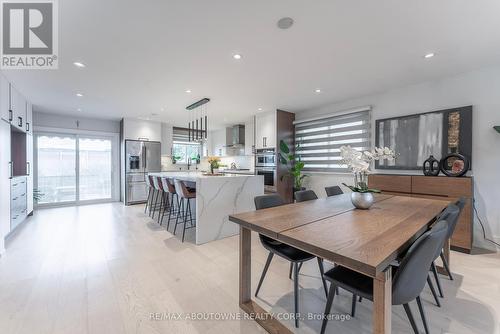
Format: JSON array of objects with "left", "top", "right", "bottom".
[
  {"left": 174, "top": 198, "right": 183, "bottom": 236},
  {"left": 148, "top": 189, "right": 156, "bottom": 216},
  {"left": 320, "top": 283, "right": 337, "bottom": 334},
  {"left": 316, "top": 258, "right": 328, "bottom": 297},
  {"left": 151, "top": 190, "right": 159, "bottom": 219},
  {"left": 144, "top": 188, "right": 151, "bottom": 213},
  {"left": 440, "top": 251, "right": 454, "bottom": 280},
  {"left": 403, "top": 303, "right": 420, "bottom": 334},
  {"left": 351, "top": 294, "right": 357, "bottom": 317},
  {"left": 157, "top": 192, "right": 164, "bottom": 225},
  {"left": 289, "top": 263, "right": 293, "bottom": 280},
  {"left": 167, "top": 193, "right": 175, "bottom": 230},
  {"left": 255, "top": 252, "right": 274, "bottom": 297},
  {"left": 293, "top": 262, "right": 300, "bottom": 328},
  {"left": 182, "top": 199, "right": 190, "bottom": 242},
  {"left": 427, "top": 274, "right": 441, "bottom": 307},
  {"left": 431, "top": 262, "right": 444, "bottom": 298},
  {"left": 160, "top": 193, "right": 168, "bottom": 226},
  {"left": 298, "top": 262, "right": 303, "bottom": 273},
  {"left": 416, "top": 296, "right": 430, "bottom": 334}
]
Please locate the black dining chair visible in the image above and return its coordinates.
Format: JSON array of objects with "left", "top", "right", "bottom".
[
  {"left": 254, "top": 194, "right": 328, "bottom": 328},
  {"left": 320, "top": 220, "right": 449, "bottom": 334},
  {"left": 439, "top": 198, "right": 466, "bottom": 281},
  {"left": 325, "top": 185, "right": 343, "bottom": 197},
  {"left": 294, "top": 189, "right": 318, "bottom": 202}
]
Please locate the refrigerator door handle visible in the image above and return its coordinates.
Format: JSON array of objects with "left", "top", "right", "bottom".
[{"left": 144, "top": 144, "right": 147, "bottom": 169}]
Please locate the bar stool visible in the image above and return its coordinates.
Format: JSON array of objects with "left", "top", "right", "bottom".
[
  {"left": 173, "top": 179, "right": 196, "bottom": 242},
  {"left": 150, "top": 177, "right": 162, "bottom": 219},
  {"left": 144, "top": 175, "right": 154, "bottom": 214},
  {"left": 154, "top": 176, "right": 168, "bottom": 225},
  {"left": 159, "top": 177, "right": 179, "bottom": 229}
]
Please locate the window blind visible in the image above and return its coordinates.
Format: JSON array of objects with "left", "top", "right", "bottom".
[
  {"left": 295, "top": 109, "right": 371, "bottom": 172},
  {"left": 173, "top": 127, "right": 190, "bottom": 143}
]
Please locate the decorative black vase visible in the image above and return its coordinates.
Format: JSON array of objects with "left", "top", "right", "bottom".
[{"left": 423, "top": 155, "right": 440, "bottom": 176}]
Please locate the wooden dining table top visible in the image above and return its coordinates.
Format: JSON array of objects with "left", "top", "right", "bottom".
[{"left": 229, "top": 194, "right": 450, "bottom": 277}]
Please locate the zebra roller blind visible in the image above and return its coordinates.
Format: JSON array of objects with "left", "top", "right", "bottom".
[{"left": 295, "top": 109, "right": 371, "bottom": 172}]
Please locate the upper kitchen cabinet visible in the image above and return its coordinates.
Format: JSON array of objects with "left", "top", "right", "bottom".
[
  {"left": 255, "top": 111, "right": 276, "bottom": 149},
  {"left": 161, "top": 123, "right": 173, "bottom": 156},
  {"left": 25, "top": 102, "right": 33, "bottom": 135},
  {"left": 244, "top": 117, "right": 255, "bottom": 156},
  {"left": 122, "top": 118, "right": 162, "bottom": 142},
  {"left": 10, "top": 85, "right": 27, "bottom": 132},
  {"left": 0, "top": 75, "right": 10, "bottom": 123}
]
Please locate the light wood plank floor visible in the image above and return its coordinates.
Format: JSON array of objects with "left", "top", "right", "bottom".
[{"left": 0, "top": 203, "right": 499, "bottom": 334}]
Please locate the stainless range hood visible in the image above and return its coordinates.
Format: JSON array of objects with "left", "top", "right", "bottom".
[{"left": 225, "top": 125, "right": 245, "bottom": 147}]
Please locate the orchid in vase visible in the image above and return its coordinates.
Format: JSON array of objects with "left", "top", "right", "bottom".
[{"left": 340, "top": 146, "right": 396, "bottom": 209}]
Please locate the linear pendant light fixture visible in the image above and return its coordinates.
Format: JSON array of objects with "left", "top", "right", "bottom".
[
  {"left": 494, "top": 126, "right": 500, "bottom": 133},
  {"left": 186, "top": 98, "right": 210, "bottom": 142}
]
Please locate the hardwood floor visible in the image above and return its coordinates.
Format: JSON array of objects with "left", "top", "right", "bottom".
[{"left": 0, "top": 203, "right": 498, "bottom": 334}]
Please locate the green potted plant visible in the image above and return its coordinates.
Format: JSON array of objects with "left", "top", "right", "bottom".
[{"left": 279, "top": 140, "right": 308, "bottom": 192}]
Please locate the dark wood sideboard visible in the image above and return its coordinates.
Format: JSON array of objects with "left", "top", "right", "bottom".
[{"left": 368, "top": 174, "right": 474, "bottom": 253}]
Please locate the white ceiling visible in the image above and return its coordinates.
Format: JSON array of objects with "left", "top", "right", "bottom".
[{"left": 3, "top": 0, "right": 500, "bottom": 128}]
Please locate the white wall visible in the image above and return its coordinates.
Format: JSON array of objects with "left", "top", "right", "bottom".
[
  {"left": 33, "top": 111, "right": 120, "bottom": 133},
  {"left": 296, "top": 65, "right": 500, "bottom": 250}
]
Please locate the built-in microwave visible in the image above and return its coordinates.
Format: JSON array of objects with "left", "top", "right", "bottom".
[{"left": 255, "top": 148, "right": 276, "bottom": 167}]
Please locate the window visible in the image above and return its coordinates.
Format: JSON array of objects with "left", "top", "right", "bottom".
[
  {"left": 172, "top": 127, "right": 202, "bottom": 163},
  {"left": 172, "top": 142, "right": 201, "bottom": 164},
  {"left": 295, "top": 108, "right": 371, "bottom": 172},
  {"left": 35, "top": 133, "right": 117, "bottom": 206}
]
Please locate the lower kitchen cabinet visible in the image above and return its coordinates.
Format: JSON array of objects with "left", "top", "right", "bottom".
[{"left": 10, "top": 177, "right": 27, "bottom": 232}]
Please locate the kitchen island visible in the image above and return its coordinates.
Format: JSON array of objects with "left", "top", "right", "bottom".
[{"left": 149, "top": 172, "right": 264, "bottom": 244}]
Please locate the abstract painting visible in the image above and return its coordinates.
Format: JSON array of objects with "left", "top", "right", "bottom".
[{"left": 375, "top": 106, "right": 472, "bottom": 170}]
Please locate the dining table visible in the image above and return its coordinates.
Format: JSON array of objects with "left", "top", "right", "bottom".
[{"left": 228, "top": 193, "right": 451, "bottom": 334}]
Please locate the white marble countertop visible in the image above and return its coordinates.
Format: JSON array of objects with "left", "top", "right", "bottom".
[{"left": 149, "top": 171, "right": 258, "bottom": 182}]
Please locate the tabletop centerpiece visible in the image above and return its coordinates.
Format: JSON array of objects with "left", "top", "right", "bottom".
[{"left": 340, "top": 145, "right": 396, "bottom": 209}]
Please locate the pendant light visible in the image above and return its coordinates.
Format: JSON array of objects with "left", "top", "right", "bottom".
[{"left": 186, "top": 98, "right": 210, "bottom": 142}]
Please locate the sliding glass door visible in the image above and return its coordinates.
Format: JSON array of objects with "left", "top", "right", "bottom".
[{"left": 35, "top": 133, "right": 116, "bottom": 206}]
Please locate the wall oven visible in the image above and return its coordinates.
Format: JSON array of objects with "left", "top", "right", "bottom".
[
  {"left": 255, "top": 148, "right": 276, "bottom": 168},
  {"left": 255, "top": 167, "right": 276, "bottom": 193}
]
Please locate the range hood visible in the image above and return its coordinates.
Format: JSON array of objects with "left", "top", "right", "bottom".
[{"left": 225, "top": 125, "right": 245, "bottom": 147}]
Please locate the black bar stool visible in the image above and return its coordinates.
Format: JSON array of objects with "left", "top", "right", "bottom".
[
  {"left": 173, "top": 179, "right": 196, "bottom": 242},
  {"left": 159, "top": 177, "right": 179, "bottom": 230}
]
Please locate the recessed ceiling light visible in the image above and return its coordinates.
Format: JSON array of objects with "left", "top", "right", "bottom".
[
  {"left": 185, "top": 89, "right": 192, "bottom": 93},
  {"left": 73, "top": 61, "right": 86, "bottom": 68},
  {"left": 424, "top": 53, "right": 435, "bottom": 59},
  {"left": 76, "top": 93, "right": 83, "bottom": 97},
  {"left": 77, "top": 108, "right": 82, "bottom": 112},
  {"left": 160, "top": 107, "right": 165, "bottom": 112},
  {"left": 277, "top": 17, "right": 294, "bottom": 30},
  {"left": 258, "top": 107, "right": 263, "bottom": 111},
  {"left": 315, "top": 89, "right": 322, "bottom": 94},
  {"left": 233, "top": 54, "right": 242, "bottom": 60}
]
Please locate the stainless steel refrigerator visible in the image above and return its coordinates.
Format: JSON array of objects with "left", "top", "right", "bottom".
[{"left": 125, "top": 140, "right": 161, "bottom": 205}]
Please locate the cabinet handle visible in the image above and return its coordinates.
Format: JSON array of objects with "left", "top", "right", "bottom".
[
  {"left": 26, "top": 122, "right": 30, "bottom": 132},
  {"left": 9, "top": 110, "right": 13, "bottom": 121},
  {"left": 12, "top": 197, "right": 18, "bottom": 201},
  {"left": 18, "top": 116, "right": 22, "bottom": 128},
  {"left": 8, "top": 161, "right": 13, "bottom": 178}
]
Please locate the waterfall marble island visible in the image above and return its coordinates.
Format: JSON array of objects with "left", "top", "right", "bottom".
[{"left": 149, "top": 172, "right": 264, "bottom": 244}]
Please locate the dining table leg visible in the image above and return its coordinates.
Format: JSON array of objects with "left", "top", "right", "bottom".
[
  {"left": 239, "top": 227, "right": 292, "bottom": 334},
  {"left": 373, "top": 267, "right": 392, "bottom": 334}
]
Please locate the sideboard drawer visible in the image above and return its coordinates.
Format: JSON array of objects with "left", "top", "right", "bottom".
[
  {"left": 368, "top": 174, "right": 412, "bottom": 193},
  {"left": 412, "top": 176, "right": 472, "bottom": 198}
]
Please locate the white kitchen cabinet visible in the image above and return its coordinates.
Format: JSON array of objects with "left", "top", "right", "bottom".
[
  {"left": 26, "top": 134, "right": 33, "bottom": 214},
  {"left": 255, "top": 111, "right": 276, "bottom": 149},
  {"left": 244, "top": 116, "right": 255, "bottom": 156},
  {"left": 161, "top": 123, "right": 173, "bottom": 156},
  {"left": 0, "top": 75, "right": 10, "bottom": 123},
  {"left": 0, "top": 120, "right": 11, "bottom": 254},
  {"left": 209, "top": 129, "right": 226, "bottom": 156},
  {"left": 25, "top": 101, "right": 33, "bottom": 134},
  {"left": 122, "top": 118, "right": 162, "bottom": 142},
  {"left": 10, "top": 85, "right": 26, "bottom": 132}
]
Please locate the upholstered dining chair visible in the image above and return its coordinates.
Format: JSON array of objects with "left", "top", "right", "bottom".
[
  {"left": 254, "top": 194, "right": 328, "bottom": 328},
  {"left": 320, "top": 220, "right": 448, "bottom": 334},
  {"left": 325, "top": 185, "right": 344, "bottom": 197},
  {"left": 294, "top": 189, "right": 318, "bottom": 202}
]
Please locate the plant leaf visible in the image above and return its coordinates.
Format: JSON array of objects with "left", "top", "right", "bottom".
[{"left": 280, "top": 140, "right": 290, "bottom": 154}]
